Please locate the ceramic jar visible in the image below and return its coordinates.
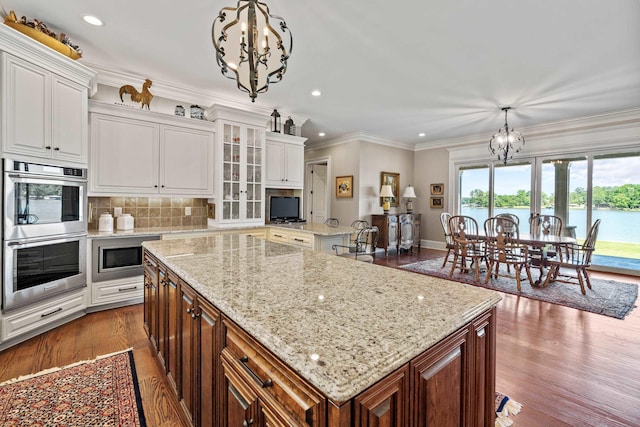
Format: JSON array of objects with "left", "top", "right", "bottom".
[
  {"left": 98, "top": 212, "right": 114, "bottom": 232},
  {"left": 117, "top": 213, "right": 135, "bottom": 230}
]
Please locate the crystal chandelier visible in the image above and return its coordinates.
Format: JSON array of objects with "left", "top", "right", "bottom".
[
  {"left": 488, "top": 107, "right": 525, "bottom": 165},
  {"left": 212, "top": 0, "right": 293, "bottom": 102}
]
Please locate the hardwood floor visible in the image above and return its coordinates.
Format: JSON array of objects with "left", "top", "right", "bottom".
[
  {"left": 0, "top": 249, "right": 637, "bottom": 426},
  {"left": 375, "top": 248, "right": 640, "bottom": 426}
]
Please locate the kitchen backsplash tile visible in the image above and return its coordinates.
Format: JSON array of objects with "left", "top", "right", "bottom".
[{"left": 88, "top": 197, "right": 208, "bottom": 229}]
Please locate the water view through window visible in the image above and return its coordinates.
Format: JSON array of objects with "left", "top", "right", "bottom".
[{"left": 458, "top": 151, "right": 640, "bottom": 271}]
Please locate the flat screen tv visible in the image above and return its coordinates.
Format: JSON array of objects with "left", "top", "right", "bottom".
[{"left": 269, "top": 196, "right": 300, "bottom": 222}]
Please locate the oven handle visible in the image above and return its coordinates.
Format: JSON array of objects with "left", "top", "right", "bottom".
[
  {"left": 6, "top": 173, "right": 87, "bottom": 183},
  {"left": 6, "top": 233, "right": 87, "bottom": 247}
]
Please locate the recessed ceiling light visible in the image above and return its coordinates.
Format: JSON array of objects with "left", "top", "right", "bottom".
[
  {"left": 418, "top": 133, "right": 426, "bottom": 137},
  {"left": 83, "top": 15, "right": 103, "bottom": 26},
  {"left": 311, "top": 90, "right": 322, "bottom": 97},
  {"left": 318, "top": 132, "right": 326, "bottom": 137}
]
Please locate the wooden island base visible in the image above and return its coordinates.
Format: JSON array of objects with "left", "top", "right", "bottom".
[{"left": 144, "top": 246, "right": 497, "bottom": 427}]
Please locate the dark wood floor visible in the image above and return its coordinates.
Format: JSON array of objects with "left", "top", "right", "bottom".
[{"left": 0, "top": 249, "right": 638, "bottom": 426}]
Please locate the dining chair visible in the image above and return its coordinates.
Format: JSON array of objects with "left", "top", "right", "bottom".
[
  {"left": 495, "top": 213, "right": 519, "bottom": 234},
  {"left": 332, "top": 226, "right": 379, "bottom": 262},
  {"left": 484, "top": 217, "right": 533, "bottom": 291},
  {"left": 529, "top": 214, "right": 562, "bottom": 236},
  {"left": 542, "top": 219, "right": 601, "bottom": 294},
  {"left": 448, "top": 215, "right": 488, "bottom": 282},
  {"left": 324, "top": 217, "right": 339, "bottom": 227},
  {"left": 439, "top": 212, "right": 455, "bottom": 267}
]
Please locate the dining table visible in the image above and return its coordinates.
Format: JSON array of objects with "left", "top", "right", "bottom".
[{"left": 504, "top": 233, "right": 577, "bottom": 286}]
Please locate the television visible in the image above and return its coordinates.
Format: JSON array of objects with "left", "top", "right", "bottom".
[{"left": 269, "top": 196, "right": 301, "bottom": 222}]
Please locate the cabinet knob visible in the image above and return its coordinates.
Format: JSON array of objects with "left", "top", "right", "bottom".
[
  {"left": 45, "top": 146, "right": 52, "bottom": 150},
  {"left": 154, "top": 185, "right": 158, "bottom": 188},
  {"left": 53, "top": 147, "right": 60, "bottom": 151}
]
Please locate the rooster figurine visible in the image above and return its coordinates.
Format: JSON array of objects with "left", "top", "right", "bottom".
[{"left": 119, "top": 79, "right": 153, "bottom": 109}]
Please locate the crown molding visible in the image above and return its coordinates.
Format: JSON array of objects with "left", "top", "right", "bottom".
[
  {"left": 416, "top": 107, "right": 640, "bottom": 152},
  {"left": 305, "top": 132, "right": 415, "bottom": 151},
  {"left": 86, "top": 62, "right": 309, "bottom": 128},
  {"left": 0, "top": 24, "right": 97, "bottom": 94}
]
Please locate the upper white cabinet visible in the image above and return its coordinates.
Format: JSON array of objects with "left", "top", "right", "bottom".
[
  {"left": 265, "top": 132, "right": 306, "bottom": 189},
  {"left": 207, "top": 105, "right": 268, "bottom": 227},
  {"left": 89, "top": 102, "right": 215, "bottom": 197},
  {"left": 0, "top": 24, "right": 96, "bottom": 166}
]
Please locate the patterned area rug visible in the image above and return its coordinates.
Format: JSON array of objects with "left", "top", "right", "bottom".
[
  {"left": 400, "top": 258, "right": 638, "bottom": 319},
  {"left": 0, "top": 349, "right": 146, "bottom": 426}
]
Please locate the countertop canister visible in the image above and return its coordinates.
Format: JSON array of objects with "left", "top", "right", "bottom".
[
  {"left": 117, "top": 213, "right": 135, "bottom": 230},
  {"left": 98, "top": 213, "right": 114, "bottom": 232}
]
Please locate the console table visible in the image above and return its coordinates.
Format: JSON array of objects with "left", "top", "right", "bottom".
[{"left": 372, "top": 213, "right": 421, "bottom": 255}]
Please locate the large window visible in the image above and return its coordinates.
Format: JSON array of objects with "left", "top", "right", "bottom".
[{"left": 455, "top": 150, "right": 640, "bottom": 271}]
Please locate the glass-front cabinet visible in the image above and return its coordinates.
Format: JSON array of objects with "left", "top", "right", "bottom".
[
  {"left": 221, "top": 124, "right": 263, "bottom": 222},
  {"left": 211, "top": 106, "right": 267, "bottom": 227}
]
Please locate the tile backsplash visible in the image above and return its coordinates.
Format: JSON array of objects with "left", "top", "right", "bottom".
[{"left": 88, "top": 197, "right": 208, "bottom": 229}]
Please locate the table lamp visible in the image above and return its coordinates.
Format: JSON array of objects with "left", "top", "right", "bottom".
[
  {"left": 380, "top": 184, "right": 394, "bottom": 214},
  {"left": 403, "top": 185, "right": 417, "bottom": 213}
]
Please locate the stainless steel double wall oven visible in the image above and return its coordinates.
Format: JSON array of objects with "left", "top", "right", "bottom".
[{"left": 2, "top": 158, "right": 88, "bottom": 311}]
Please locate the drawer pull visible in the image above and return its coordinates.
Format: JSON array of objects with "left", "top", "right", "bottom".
[
  {"left": 243, "top": 420, "right": 254, "bottom": 427},
  {"left": 118, "top": 286, "right": 138, "bottom": 292},
  {"left": 239, "top": 356, "right": 273, "bottom": 388},
  {"left": 41, "top": 307, "right": 63, "bottom": 318},
  {"left": 273, "top": 234, "right": 284, "bottom": 238},
  {"left": 293, "top": 238, "right": 304, "bottom": 242}
]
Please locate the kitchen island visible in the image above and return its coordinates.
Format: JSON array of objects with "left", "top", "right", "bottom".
[{"left": 143, "top": 234, "right": 501, "bottom": 426}]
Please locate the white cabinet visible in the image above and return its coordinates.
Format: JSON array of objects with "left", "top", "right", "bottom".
[
  {"left": 207, "top": 105, "right": 268, "bottom": 227},
  {"left": 1, "top": 53, "right": 90, "bottom": 165},
  {"left": 89, "top": 102, "right": 215, "bottom": 197},
  {"left": 265, "top": 132, "right": 306, "bottom": 189}
]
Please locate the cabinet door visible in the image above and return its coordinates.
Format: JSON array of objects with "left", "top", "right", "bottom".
[
  {"left": 222, "top": 124, "right": 242, "bottom": 221},
  {"left": 158, "top": 268, "right": 169, "bottom": 370},
  {"left": 90, "top": 114, "right": 159, "bottom": 194},
  {"left": 198, "top": 297, "right": 220, "bottom": 427},
  {"left": 283, "top": 143, "right": 304, "bottom": 188},
  {"left": 166, "top": 271, "right": 180, "bottom": 394},
  {"left": 411, "top": 327, "right": 470, "bottom": 427},
  {"left": 387, "top": 216, "right": 399, "bottom": 249},
  {"left": 143, "top": 255, "right": 159, "bottom": 351},
  {"left": 160, "top": 125, "right": 214, "bottom": 196},
  {"left": 399, "top": 214, "right": 414, "bottom": 250},
  {"left": 2, "top": 54, "right": 51, "bottom": 156},
  {"left": 354, "top": 365, "right": 409, "bottom": 427},
  {"left": 180, "top": 283, "right": 198, "bottom": 423},
  {"left": 221, "top": 357, "right": 259, "bottom": 427},
  {"left": 265, "top": 140, "right": 285, "bottom": 186},
  {"left": 244, "top": 127, "right": 263, "bottom": 222},
  {"left": 52, "top": 75, "right": 87, "bottom": 163}
]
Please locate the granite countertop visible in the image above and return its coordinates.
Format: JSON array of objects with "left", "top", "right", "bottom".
[
  {"left": 143, "top": 234, "right": 501, "bottom": 403},
  {"left": 269, "top": 222, "right": 355, "bottom": 236}
]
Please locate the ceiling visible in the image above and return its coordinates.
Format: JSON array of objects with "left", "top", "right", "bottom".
[{"left": 2, "top": 0, "right": 639, "bottom": 148}]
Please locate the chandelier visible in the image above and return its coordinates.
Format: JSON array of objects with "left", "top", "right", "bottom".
[
  {"left": 488, "top": 107, "right": 525, "bottom": 165},
  {"left": 212, "top": 0, "right": 293, "bottom": 102}
]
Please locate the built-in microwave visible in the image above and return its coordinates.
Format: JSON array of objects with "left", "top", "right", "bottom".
[{"left": 92, "top": 235, "right": 161, "bottom": 283}]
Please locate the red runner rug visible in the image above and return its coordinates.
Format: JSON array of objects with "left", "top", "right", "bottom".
[{"left": 0, "top": 349, "right": 146, "bottom": 426}]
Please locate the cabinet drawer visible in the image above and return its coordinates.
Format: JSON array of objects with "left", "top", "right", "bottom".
[
  {"left": 92, "top": 279, "right": 144, "bottom": 305},
  {"left": 222, "top": 319, "right": 326, "bottom": 427},
  {"left": 143, "top": 253, "right": 159, "bottom": 280},
  {"left": 269, "top": 230, "right": 289, "bottom": 243},
  {"left": 288, "top": 232, "right": 313, "bottom": 248},
  {"left": 2, "top": 291, "right": 85, "bottom": 341}
]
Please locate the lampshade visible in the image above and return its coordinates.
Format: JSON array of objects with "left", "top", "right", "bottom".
[
  {"left": 380, "top": 184, "right": 394, "bottom": 198},
  {"left": 403, "top": 185, "right": 417, "bottom": 199}
]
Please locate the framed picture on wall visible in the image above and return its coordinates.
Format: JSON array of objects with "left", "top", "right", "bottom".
[
  {"left": 430, "top": 197, "right": 444, "bottom": 208},
  {"left": 336, "top": 175, "right": 353, "bottom": 198},
  {"left": 431, "top": 183, "right": 444, "bottom": 195},
  {"left": 380, "top": 172, "right": 400, "bottom": 207}
]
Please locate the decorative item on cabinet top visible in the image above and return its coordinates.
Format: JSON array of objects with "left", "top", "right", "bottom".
[
  {"left": 284, "top": 116, "right": 296, "bottom": 136},
  {"left": 119, "top": 79, "right": 153, "bottom": 109},
  {"left": 3, "top": 10, "right": 82, "bottom": 59}
]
